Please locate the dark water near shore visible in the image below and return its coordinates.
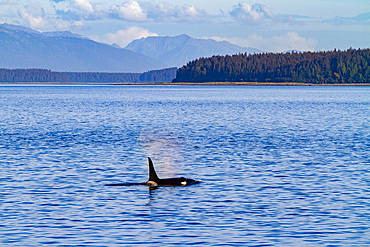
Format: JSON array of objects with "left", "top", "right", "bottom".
[{"left": 0, "top": 85, "right": 369, "bottom": 246}]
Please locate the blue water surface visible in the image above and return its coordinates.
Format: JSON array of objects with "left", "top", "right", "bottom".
[{"left": 0, "top": 85, "right": 369, "bottom": 246}]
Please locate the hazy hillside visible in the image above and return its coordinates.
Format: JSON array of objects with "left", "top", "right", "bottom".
[
  {"left": 0, "top": 67, "right": 177, "bottom": 83},
  {"left": 125, "top": 34, "right": 261, "bottom": 68},
  {"left": 0, "top": 24, "right": 166, "bottom": 73}
]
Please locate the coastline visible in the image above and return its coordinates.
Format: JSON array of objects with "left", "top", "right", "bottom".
[
  {"left": 1, "top": 81, "right": 370, "bottom": 86},
  {"left": 116, "top": 82, "right": 370, "bottom": 86}
]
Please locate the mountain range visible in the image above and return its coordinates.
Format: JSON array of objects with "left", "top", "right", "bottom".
[
  {"left": 0, "top": 24, "right": 165, "bottom": 73},
  {"left": 0, "top": 23, "right": 261, "bottom": 72},
  {"left": 125, "top": 34, "right": 261, "bottom": 68}
]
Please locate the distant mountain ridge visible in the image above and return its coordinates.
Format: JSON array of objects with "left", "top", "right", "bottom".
[
  {"left": 125, "top": 34, "right": 262, "bottom": 68},
  {"left": 0, "top": 23, "right": 262, "bottom": 73},
  {"left": 0, "top": 23, "right": 38, "bottom": 34},
  {"left": 41, "top": 31, "right": 86, "bottom": 39},
  {"left": 0, "top": 24, "right": 166, "bottom": 73}
]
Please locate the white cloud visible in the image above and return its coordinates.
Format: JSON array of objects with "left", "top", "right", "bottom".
[
  {"left": 185, "top": 6, "right": 198, "bottom": 17},
  {"left": 52, "top": 0, "right": 107, "bottom": 20},
  {"left": 111, "top": 1, "right": 147, "bottom": 21},
  {"left": 18, "top": 3, "right": 47, "bottom": 29},
  {"left": 18, "top": 10, "right": 46, "bottom": 29},
  {"left": 17, "top": 2, "right": 85, "bottom": 31},
  {"left": 53, "top": 20, "right": 84, "bottom": 31},
  {"left": 96, "top": 26, "right": 158, "bottom": 48},
  {"left": 146, "top": 2, "right": 206, "bottom": 22},
  {"left": 230, "top": 3, "right": 276, "bottom": 24},
  {"left": 25, "top": 2, "right": 46, "bottom": 17},
  {"left": 323, "top": 12, "right": 370, "bottom": 25},
  {"left": 50, "top": 0, "right": 206, "bottom": 23},
  {"left": 70, "top": 0, "right": 94, "bottom": 14},
  {"left": 210, "top": 32, "right": 318, "bottom": 52},
  {"left": 0, "top": 0, "right": 17, "bottom": 5}
]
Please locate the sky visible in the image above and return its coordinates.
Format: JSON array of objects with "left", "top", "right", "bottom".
[{"left": 0, "top": 0, "right": 369, "bottom": 52}]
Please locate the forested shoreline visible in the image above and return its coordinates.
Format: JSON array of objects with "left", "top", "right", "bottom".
[
  {"left": 0, "top": 67, "right": 177, "bottom": 83},
  {"left": 173, "top": 49, "right": 370, "bottom": 83}
]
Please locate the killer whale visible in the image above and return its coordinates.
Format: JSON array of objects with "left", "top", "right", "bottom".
[
  {"left": 146, "top": 157, "right": 200, "bottom": 187},
  {"left": 106, "top": 157, "right": 200, "bottom": 187}
]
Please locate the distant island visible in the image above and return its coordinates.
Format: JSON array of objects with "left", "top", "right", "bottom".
[
  {"left": 173, "top": 48, "right": 370, "bottom": 84},
  {"left": 0, "top": 67, "right": 177, "bottom": 83}
]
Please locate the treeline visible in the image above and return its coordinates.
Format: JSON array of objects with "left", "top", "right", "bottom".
[
  {"left": 0, "top": 67, "right": 177, "bottom": 83},
  {"left": 173, "top": 48, "right": 370, "bottom": 83},
  {"left": 139, "top": 67, "right": 178, "bottom": 82}
]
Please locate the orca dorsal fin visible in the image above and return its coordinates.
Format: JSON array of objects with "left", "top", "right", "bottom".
[{"left": 148, "top": 157, "right": 159, "bottom": 181}]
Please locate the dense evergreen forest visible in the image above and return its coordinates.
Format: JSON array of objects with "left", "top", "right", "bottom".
[
  {"left": 0, "top": 67, "right": 177, "bottom": 83},
  {"left": 173, "top": 49, "right": 370, "bottom": 83}
]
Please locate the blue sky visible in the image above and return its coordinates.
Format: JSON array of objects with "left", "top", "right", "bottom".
[{"left": 0, "top": 0, "right": 369, "bottom": 52}]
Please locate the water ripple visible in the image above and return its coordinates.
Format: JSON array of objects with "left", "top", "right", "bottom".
[{"left": 0, "top": 85, "right": 369, "bottom": 246}]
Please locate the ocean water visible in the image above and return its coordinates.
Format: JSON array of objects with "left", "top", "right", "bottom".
[{"left": 0, "top": 85, "right": 369, "bottom": 246}]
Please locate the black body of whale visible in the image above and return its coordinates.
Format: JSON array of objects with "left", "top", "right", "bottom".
[{"left": 106, "top": 157, "right": 200, "bottom": 187}]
